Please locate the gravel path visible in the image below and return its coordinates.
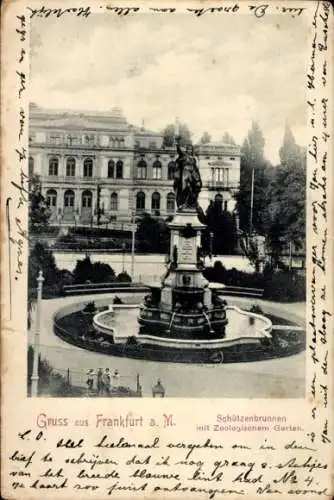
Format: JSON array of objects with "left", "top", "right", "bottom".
[{"left": 28, "top": 293, "right": 305, "bottom": 398}]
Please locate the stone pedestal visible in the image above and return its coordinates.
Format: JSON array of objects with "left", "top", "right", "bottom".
[{"left": 138, "top": 208, "right": 228, "bottom": 339}]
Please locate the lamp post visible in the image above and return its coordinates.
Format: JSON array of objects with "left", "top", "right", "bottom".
[
  {"left": 131, "top": 214, "right": 136, "bottom": 282},
  {"left": 31, "top": 270, "right": 44, "bottom": 397},
  {"left": 122, "top": 242, "right": 126, "bottom": 273},
  {"left": 209, "top": 231, "right": 214, "bottom": 263},
  {"left": 97, "top": 184, "right": 101, "bottom": 226},
  {"left": 249, "top": 167, "right": 255, "bottom": 234}
]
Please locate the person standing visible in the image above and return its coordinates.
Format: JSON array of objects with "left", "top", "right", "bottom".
[
  {"left": 97, "top": 368, "right": 104, "bottom": 396},
  {"left": 112, "top": 369, "right": 120, "bottom": 391},
  {"left": 86, "top": 369, "right": 95, "bottom": 395},
  {"left": 102, "top": 368, "right": 111, "bottom": 396}
]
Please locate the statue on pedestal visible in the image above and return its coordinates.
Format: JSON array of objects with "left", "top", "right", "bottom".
[{"left": 173, "top": 137, "right": 202, "bottom": 211}]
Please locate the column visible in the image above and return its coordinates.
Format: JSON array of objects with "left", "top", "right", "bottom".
[{"left": 31, "top": 270, "right": 44, "bottom": 397}]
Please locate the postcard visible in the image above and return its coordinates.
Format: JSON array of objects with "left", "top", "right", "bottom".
[{"left": 1, "top": 1, "right": 333, "bottom": 498}]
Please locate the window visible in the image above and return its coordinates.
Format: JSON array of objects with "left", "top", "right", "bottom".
[
  {"left": 84, "top": 135, "right": 95, "bottom": 146},
  {"left": 149, "top": 140, "right": 157, "bottom": 149},
  {"left": 212, "top": 167, "right": 229, "bottom": 185},
  {"left": 230, "top": 157, "right": 236, "bottom": 161},
  {"left": 224, "top": 201, "right": 228, "bottom": 211},
  {"left": 66, "top": 157, "right": 76, "bottom": 177},
  {"left": 110, "top": 192, "right": 118, "bottom": 211},
  {"left": 66, "top": 134, "right": 80, "bottom": 146},
  {"left": 108, "top": 160, "right": 115, "bottom": 178},
  {"left": 48, "top": 157, "right": 59, "bottom": 176},
  {"left": 152, "top": 160, "right": 162, "bottom": 180},
  {"left": 28, "top": 157, "right": 34, "bottom": 177},
  {"left": 46, "top": 189, "right": 57, "bottom": 207},
  {"left": 49, "top": 134, "right": 61, "bottom": 145},
  {"left": 166, "top": 192, "right": 175, "bottom": 212},
  {"left": 167, "top": 161, "right": 175, "bottom": 180},
  {"left": 137, "top": 159, "right": 147, "bottom": 179},
  {"left": 82, "top": 190, "right": 92, "bottom": 208},
  {"left": 64, "top": 189, "right": 75, "bottom": 207},
  {"left": 116, "top": 160, "right": 123, "bottom": 179},
  {"left": 83, "top": 158, "right": 93, "bottom": 177},
  {"left": 151, "top": 192, "right": 160, "bottom": 210},
  {"left": 136, "top": 191, "right": 145, "bottom": 211}
]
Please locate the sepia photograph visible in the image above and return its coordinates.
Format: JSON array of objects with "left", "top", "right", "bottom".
[{"left": 27, "top": 9, "right": 307, "bottom": 399}]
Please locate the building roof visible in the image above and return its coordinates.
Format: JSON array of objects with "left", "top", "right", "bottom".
[{"left": 29, "top": 103, "right": 130, "bottom": 131}]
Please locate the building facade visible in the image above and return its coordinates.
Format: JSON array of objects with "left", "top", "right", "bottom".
[{"left": 29, "top": 103, "right": 241, "bottom": 225}]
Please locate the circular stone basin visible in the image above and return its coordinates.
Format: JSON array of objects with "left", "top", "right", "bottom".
[
  {"left": 54, "top": 297, "right": 305, "bottom": 364},
  {"left": 94, "top": 305, "right": 272, "bottom": 348}
]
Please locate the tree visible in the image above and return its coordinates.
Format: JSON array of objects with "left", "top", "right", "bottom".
[
  {"left": 162, "top": 122, "right": 192, "bottom": 148},
  {"left": 265, "top": 125, "right": 306, "bottom": 260},
  {"left": 136, "top": 213, "right": 170, "bottom": 253},
  {"left": 28, "top": 242, "right": 58, "bottom": 290},
  {"left": 202, "top": 197, "right": 237, "bottom": 255},
  {"left": 236, "top": 122, "right": 274, "bottom": 234},
  {"left": 29, "top": 174, "right": 51, "bottom": 229},
  {"left": 222, "top": 132, "right": 236, "bottom": 145},
  {"left": 199, "top": 132, "right": 211, "bottom": 144}
]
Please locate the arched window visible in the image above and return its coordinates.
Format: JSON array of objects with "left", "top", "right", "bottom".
[
  {"left": 48, "top": 157, "right": 58, "bottom": 176},
  {"left": 46, "top": 189, "right": 57, "bottom": 207},
  {"left": 166, "top": 192, "right": 175, "bottom": 213},
  {"left": 83, "top": 158, "right": 93, "bottom": 177},
  {"left": 108, "top": 160, "right": 115, "bottom": 178},
  {"left": 82, "top": 190, "right": 92, "bottom": 208},
  {"left": 137, "top": 159, "right": 147, "bottom": 179},
  {"left": 167, "top": 161, "right": 175, "bottom": 180},
  {"left": 151, "top": 192, "right": 160, "bottom": 210},
  {"left": 152, "top": 160, "right": 162, "bottom": 180},
  {"left": 116, "top": 160, "right": 123, "bottom": 179},
  {"left": 66, "top": 157, "right": 76, "bottom": 177},
  {"left": 28, "top": 157, "right": 34, "bottom": 177},
  {"left": 110, "top": 192, "right": 118, "bottom": 211},
  {"left": 136, "top": 191, "right": 145, "bottom": 211},
  {"left": 64, "top": 189, "right": 75, "bottom": 208}
]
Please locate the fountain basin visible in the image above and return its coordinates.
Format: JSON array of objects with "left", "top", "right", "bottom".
[{"left": 93, "top": 304, "right": 272, "bottom": 350}]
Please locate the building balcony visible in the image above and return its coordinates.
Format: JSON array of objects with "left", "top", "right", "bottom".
[
  {"left": 205, "top": 181, "right": 240, "bottom": 191},
  {"left": 42, "top": 176, "right": 132, "bottom": 185},
  {"left": 43, "top": 175, "right": 100, "bottom": 184},
  {"left": 133, "top": 178, "right": 173, "bottom": 185},
  {"left": 30, "top": 141, "right": 132, "bottom": 151}
]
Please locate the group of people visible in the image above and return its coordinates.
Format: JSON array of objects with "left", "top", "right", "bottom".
[{"left": 86, "top": 368, "right": 120, "bottom": 396}]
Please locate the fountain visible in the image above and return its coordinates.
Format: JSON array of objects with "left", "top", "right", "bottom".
[
  {"left": 137, "top": 137, "right": 229, "bottom": 344},
  {"left": 55, "top": 133, "right": 282, "bottom": 364}
]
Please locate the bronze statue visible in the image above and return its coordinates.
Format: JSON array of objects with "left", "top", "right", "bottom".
[{"left": 173, "top": 137, "right": 202, "bottom": 211}]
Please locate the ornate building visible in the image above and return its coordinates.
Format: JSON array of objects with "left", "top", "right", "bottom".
[{"left": 29, "top": 103, "right": 241, "bottom": 225}]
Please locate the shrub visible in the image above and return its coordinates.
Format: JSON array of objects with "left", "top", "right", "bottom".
[
  {"left": 27, "top": 346, "right": 70, "bottom": 396},
  {"left": 72, "top": 257, "right": 115, "bottom": 284},
  {"left": 115, "top": 271, "right": 132, "bottom": 283},
  {"left": 203, "top": 260, "right": 305, "bottom": 302},
  {"left": 113, "top": 296, "right": 123, "bottom": 304},
  {"left": 83, "top": 301, "right": 97, "bottom": 314},
  {"left": 262, "top": 270, "right": 305, "bottom": 302}
]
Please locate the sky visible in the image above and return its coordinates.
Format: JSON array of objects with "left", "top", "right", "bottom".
[{"left": 30, "top": 12, "right": 308, "bottom": 164}]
